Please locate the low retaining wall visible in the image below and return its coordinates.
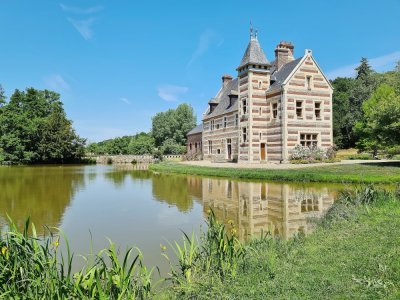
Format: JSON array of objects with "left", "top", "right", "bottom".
[{"left": 95, "top": 155, "right": 183, "bottom": 164}]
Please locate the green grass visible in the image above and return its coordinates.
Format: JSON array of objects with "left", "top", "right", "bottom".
[
  {"left": 161, "top": 186, "right": 400, "bottom": 299},
  {"left": 150, "top": 161, "right": 400, "bottom": 183}
]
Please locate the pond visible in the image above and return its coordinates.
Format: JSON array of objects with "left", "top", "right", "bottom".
[{"left": 0, "top": 164, "right": 350, "bottom": 273}]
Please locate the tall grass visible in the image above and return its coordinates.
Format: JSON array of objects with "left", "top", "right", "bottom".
[{"left": 0, "top": 217, "right": 158, "bottom": 299}]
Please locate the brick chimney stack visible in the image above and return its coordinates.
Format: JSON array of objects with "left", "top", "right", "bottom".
[
  {"left": 275, "top": 41, "right": 294, "bottom": 71},
  {"left": 222, "top": 74, "right": 233, "bottom": 88}
]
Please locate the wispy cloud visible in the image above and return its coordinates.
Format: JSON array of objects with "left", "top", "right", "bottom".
[
  {"left": 60, "top": 4, "right": 103, "bottom": 14},
  {"left": 120, "top": 97, "right": 130, "bottom": 105},
  {"left": 326, "top": 51, "right": 400, "bottom": 79},
  {"left": 187, "top": 29, "right": 223, "bottom": 67},
  {"left": 43, "top": 74, "right": 70, "bottom": 91},
  {"left": 67, "top": 17, "right": 96, "bottom": 40},
  {"left": 157, "top": 84, "right": 188, "bottom": 102},
  {"left": 61, "top": 3, "right": 103, "bottom": 40}
]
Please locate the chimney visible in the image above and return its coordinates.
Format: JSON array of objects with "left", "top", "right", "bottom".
[
  {"left": 275, "top": 41, "right": 294, "bottom": 71},
  {"left": 222, "top": 74, "right": 233, "bottom": 88}
]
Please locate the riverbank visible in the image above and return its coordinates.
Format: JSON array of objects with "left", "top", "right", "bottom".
[
  {"left": 150, "top": 161, "right": 400, "bottom": 183},
  {"left": 161, "top": 187, "right": 400, "bottom": 299}
]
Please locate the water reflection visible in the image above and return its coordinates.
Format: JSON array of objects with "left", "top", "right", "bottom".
[
  {"left": 200, "top": 178, "right": 337, "bottom": 241},
  {"left": 0, "top": 166, "right": 86, "bottom": 232},
  {"left": 0, "top": 163, "right": 343, "bottom": 269}
]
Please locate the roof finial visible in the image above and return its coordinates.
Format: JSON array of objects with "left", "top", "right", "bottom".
[{"left": 250, "top": 20, "right": 253, "bottom": 39}]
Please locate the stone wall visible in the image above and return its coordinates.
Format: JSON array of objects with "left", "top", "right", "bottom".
[{"left": 95, "top": 155, "right": 182, "bottom": 164}]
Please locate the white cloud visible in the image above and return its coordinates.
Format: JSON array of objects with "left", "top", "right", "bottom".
[
  {"left": 43, "top": 74, "right": 70, "bottom": 91},
  {"left": 120, "top": 97, "right": 130, "bottom": 104},
  {"left": 67, "top": 17, "right": 96, "bottom": 40},
  {"left": 326, "top": 51, "right": 400, "bottom": 79},
  {"left": 60, "top": 4, "right": 103, "bottom": 14},
  {"left": 187, "top": 29, "right": 222, "bottom": 67},
  {"left": 157, "top": 84, "right": 188, "bottom": 102}
]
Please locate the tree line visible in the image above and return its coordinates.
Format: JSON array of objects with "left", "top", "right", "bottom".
[
  {"left": 86, "top": 103, "right": 196, "bottom": 156},
  {"left": 332, "top": 58, "right": 400, "bottom": 155}
]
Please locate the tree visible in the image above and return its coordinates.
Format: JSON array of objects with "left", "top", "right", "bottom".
[
  {"left": 331, "top": 77, "right": 353, "bottom": 147},
  {"left": 0, "top": 88, "right": 85, "bottom": 164},
  {"left": 355, "top": 84, "right": 400, "bottom": 155},
  {"left": 0, "top": 84, "right": 5, "bottom": 107},
  {"left": 128, "top": 132, "right": 155, "bottom": 155},
  {"left": 151, "top": 103, "right": 196, "bottom": 147}
]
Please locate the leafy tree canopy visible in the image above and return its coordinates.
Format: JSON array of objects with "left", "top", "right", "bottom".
[
  {"left": 355, "top": 84, "right": 400, "bottom": 154},
  {"left": 0, "top": 87, "right": 85, "bottom": 164}
]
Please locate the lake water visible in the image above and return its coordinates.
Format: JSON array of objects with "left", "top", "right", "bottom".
[{"left": 0, "top": 164, "right": 348, "bottom": 273}]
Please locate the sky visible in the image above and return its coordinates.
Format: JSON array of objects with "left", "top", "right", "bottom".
[{"left": 0, "top": 0, "right": 399, "bottom": 142}]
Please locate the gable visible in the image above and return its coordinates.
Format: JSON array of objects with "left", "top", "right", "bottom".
[{"left": 283, "top": 52, "right": 333, "bottom": 91}]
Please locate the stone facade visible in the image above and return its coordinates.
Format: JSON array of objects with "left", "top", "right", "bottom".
[{"left": 194, "top": 30, "right": 333, "bottom": 163}]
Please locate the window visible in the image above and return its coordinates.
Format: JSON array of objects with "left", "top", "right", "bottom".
[
  {"left": 272, "top": 103, "right": 278, "bottom": 119},
  {"left": 189, "top": 143, "right": 192, "bottom": 150},
  {"left": 296, "top": 101, "right": 303, "bottom": 118},
  {"left": 259, "top": 132, "right": 262, "bottom": 140},
  {"left": 223, "top": 116, "right": 227, "bottom": 128},
  {"left": 300, "top": 133, "right": 318, "bottom": 147},
  {"left": 301, "top": 198, "right": 319, "bottom": 212},
  {"left": 258, "top": 81, "right": 262, "bottom": 89},
  {"left": 216, "top": 123, "right": 220, "bottom": 129},
  {"left": 315, "top": 102, "right": 321, "bottom": 119},
  {"left": 210, "top": 120, "right": 215, "bottom": 131},
  {"left": 242, "top": 127, "right": 247, "bottom": 142},
  {"left": 208, "top": 140, "right": 213, "bottom": 153},
  {"left": 217, "top": 149, "right": 221, "bottom": 154},
  {"left": 306, "top": 75, "right": 312, "bottom": 90},
  {"left": 242, "top": 99, "right": 247, "bottom": 114},
  {"left": 235, "top": 114, "right": 238, "bottom": 126},
  {"left": 259, "top": 107, "right": 262, "bottom": 116}
]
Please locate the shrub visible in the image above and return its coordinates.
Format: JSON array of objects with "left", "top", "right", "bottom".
[
  {"left": 347, "top": 153, "right": 373, "bottom": 160},
  {"left": 290, "top": 144, "right": 334, "bottom": 162},
  {"left": 161, "top": 139, "right": 186, "bottom": 155}
]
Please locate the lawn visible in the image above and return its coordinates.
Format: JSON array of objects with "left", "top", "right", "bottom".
[{"left": 150, "top": 161, "right": 400, "bottom": 183}]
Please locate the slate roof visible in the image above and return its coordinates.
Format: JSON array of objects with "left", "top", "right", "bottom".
[
  {"left": 237, "top": 37, "right": 270, "bottom": 69},
  {"left": 203, "top": 78, "right": 239, "bottom": 120},
  {"left": 269, "top": 57, "right": 302, "bottom": 89},
  {"left": 187, "top": 124, "right": 203, "bottom": 136}
]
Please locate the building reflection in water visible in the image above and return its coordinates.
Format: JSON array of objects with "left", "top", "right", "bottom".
[{"left": 200, "top": 178, "right": 337, "bottom": 241}]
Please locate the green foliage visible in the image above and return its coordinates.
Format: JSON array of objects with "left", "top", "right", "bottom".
[
  {"left": 0, "top": 88, "right": 85, "bottom": 164},
  {"left": 161, "top": 138, "right": 186, "bottom": 155},
  {"left": 347, "top": 153, "right": 374, "bottom": 160},
  {"left": 0, "top": 218, "right": 158, "bottom": 299},
  {"left": 152, "top": 103, "right": 196, "bottom": 148},
  {"left": 87, "top": 132, "right": 155, "bottom": 155},
  {"left": 332, "top": 59, "right": 400, "bottom": 150},
  {"left": 128, "top": 133, "right": 155, "bottom": 155},
  {"left": 355, "top": 84, "right": 400, "bottom": 154}
]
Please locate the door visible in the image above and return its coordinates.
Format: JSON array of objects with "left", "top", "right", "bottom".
[
  {"left": 227, "top": 139, "right": 232, "bottom": 160},
  {"left": 260, "top": 143, "right": 266, "bottom": 161}
]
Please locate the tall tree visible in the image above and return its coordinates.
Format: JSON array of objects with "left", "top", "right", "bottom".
[
  {"left": 0, "top": 88, "right": 85, "bottom": 164},
  {"left": 151, "top": 103, "right": 196, "bottom": 150},
  {"left": 355, "top": 84, "right": 400, "bottom": 155}
]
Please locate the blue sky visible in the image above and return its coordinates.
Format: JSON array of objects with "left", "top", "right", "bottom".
[{"left": 1, "top": 0, "right": 399, "bottom": 142}]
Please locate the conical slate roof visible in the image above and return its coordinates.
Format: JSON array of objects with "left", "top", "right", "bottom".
[{"left": 237, "top": 36, "right": 270, "bottom": 70}]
